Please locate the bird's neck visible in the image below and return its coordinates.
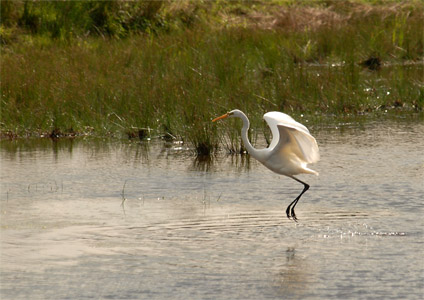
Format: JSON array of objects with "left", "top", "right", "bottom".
[{"left": 240, "top": 113, "right": 257, "bottom": 157}]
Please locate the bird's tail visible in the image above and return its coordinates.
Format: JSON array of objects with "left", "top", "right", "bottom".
[{"left": 302, "top": 164, "right": 319, "bottom": 176}]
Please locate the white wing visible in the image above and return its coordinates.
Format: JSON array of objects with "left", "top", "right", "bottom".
[{"left": 263, "top": 112, "right": 320, "bottom": 164}]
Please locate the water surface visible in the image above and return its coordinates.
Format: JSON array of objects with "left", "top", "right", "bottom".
[{"left": 1, "top": 119, "right": 423, "bottom": 299}]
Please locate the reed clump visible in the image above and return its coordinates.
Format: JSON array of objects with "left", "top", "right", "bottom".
[{"left": 1, "top": 1, "right": 423, "bottom": 155}]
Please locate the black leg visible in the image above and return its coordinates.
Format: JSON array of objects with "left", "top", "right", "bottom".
[{"left": 286, "top": 176, "right": 309, "bottom": 221}]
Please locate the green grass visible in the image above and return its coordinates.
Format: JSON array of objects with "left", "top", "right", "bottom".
[{"left": 1, "top": 1, "right": 423, "bottom": 154}]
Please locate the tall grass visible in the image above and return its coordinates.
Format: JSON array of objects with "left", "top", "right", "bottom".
[{"left": 1, "top": 1, "right": 423, "bottom": 154}]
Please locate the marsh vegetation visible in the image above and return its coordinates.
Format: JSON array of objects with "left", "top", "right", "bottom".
[{"left": 1, "top": 1, "right": 423, "bottom": 154}]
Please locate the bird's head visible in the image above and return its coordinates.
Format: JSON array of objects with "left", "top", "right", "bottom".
[{"left": 212, "top": 109, "right": 243, "bottom": 122}]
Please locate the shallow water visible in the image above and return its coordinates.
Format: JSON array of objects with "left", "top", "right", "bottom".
[{"left": 1, "top": 119, "right": 423, "bottom": 300}]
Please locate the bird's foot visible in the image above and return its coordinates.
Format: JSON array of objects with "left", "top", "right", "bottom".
[{"left": 286, "top": 206, "right": 298, "bottom": 222}]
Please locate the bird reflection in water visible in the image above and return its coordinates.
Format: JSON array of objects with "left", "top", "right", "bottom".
[{"left": 272, "top": 247, "right": 311, "bottom": 298}]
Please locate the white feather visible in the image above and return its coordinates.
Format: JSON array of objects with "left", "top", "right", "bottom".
[{"left": 264, "top": 112, "right": 320, "bottom": 164}]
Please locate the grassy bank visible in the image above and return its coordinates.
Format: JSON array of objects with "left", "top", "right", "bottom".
[{"left": 1, "top": 1, "right": 423, "bottom": 154}]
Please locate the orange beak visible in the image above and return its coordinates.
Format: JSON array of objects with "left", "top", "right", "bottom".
[{"left": 212, "top": 113, "right": 229, "bottom": 122}]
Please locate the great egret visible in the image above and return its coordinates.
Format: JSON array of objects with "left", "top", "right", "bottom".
[{"left": 212, "top": 109, "right": 320, "bottom": 220}]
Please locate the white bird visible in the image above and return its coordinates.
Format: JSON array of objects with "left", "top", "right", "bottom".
[{"left": 212, "top": 109, "right": 320, "bottom": 220}]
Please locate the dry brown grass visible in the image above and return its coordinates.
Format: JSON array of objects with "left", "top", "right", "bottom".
[{"left": 215, "top": 1, "right": 423, "bottom": 32}]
